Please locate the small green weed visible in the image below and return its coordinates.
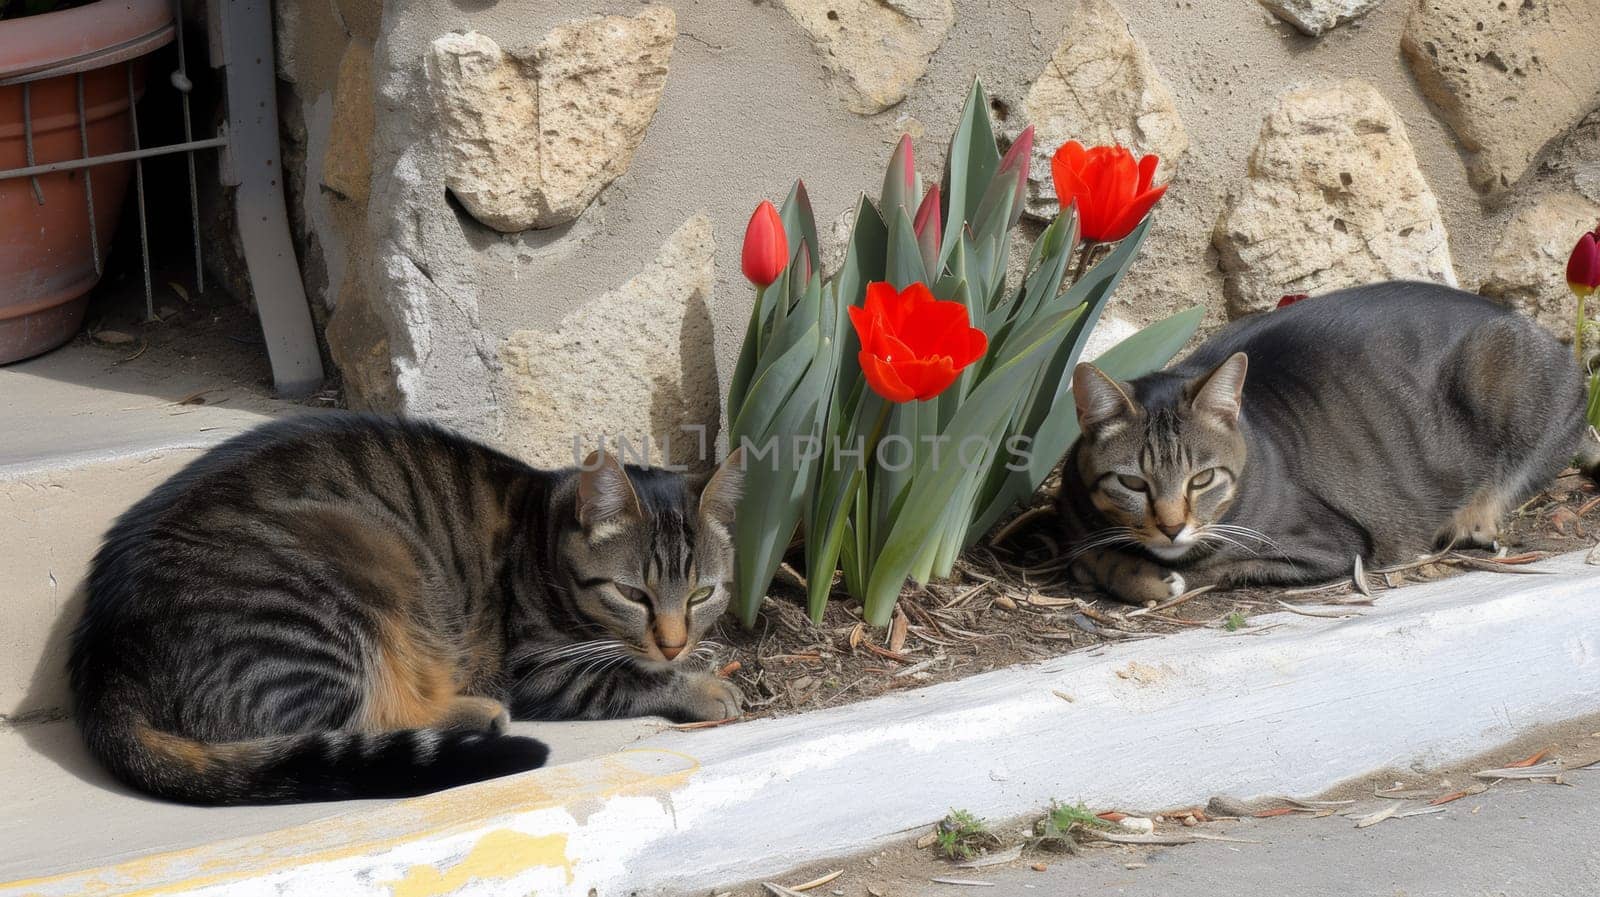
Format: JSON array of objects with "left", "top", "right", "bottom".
[
  {"left": 933, "top": 809, "right": 999, "bottom": 861},
  {"left": 1032, "top": 800, "right": 1113, "bottom": 852},
  {"left": 1224, "top": 611, "right": 1247, "bottom": 631}
]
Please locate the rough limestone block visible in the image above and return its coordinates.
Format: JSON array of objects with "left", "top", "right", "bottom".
[
  {"left": 428, "top": 7, "right": 676, "bottom": 232},
  {"left": 781, "top": 0, "right": 954, "bottom": 114},
  {"left": 1401, "top": 0, "right": 1600, "bottom": 195},
  {"left": 1480, "top": 192, "right": 1600, "bottom": 339},
  {"left": 1259, "top": 0, "right": 1384, "bottom": 35},
  {"left": 325, "top": 274, "right": 400, "bottom": 411},
  {"left": 498, "top": 214, "right": 720, "bottom": 469},
  {"left": 321, "top": 39, "right": 374, "bottom": 204},
  {"left": 1214, "top": 81, "right": 1457, "bottom": 318}
]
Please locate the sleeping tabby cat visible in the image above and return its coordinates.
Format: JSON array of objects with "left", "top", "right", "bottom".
[
  {"left": 70, "top": 415, "right": 744, "bottom": 804},
  {"left": 1058, "top": 282, "right": 1597, "bottom": 604}
]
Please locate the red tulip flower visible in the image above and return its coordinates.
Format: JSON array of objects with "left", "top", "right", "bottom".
[
  {"left": 742, "top": 200, "right": 788, "bottom": 288},
  {"left": 1049, "top": 141, "right": 1167, "bottom": 243},
  {"left": 1276, "top": 293, "right": 1310, "bottom": 309},
  {"left": 848, "top": 282, "right": 988, "bottom": 403},
  {"left": 1568, "top": 230, "right": 1600, "bottom": 298}
]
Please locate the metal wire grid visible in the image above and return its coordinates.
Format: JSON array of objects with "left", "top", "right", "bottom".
[
  {"left": 0, "top": 1, "right": 218, "bottom": 320},
  {"left": 1, "top": 0, "right": 323, "bottom": 396}
]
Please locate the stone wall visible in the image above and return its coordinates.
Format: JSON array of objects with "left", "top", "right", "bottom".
[{"left": 274, "top": 0, "right": 1600, "bottom": 466}]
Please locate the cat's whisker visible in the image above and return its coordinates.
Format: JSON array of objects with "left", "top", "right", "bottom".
[
  {"left": 513, "top": 639, "right": 633, "bottom": 687},
  {"left": 1196, "top": 531, "right": 1259, "bottom": 556},
  {"left": 1203, "top": 524, "right": 1288, "bottom": 557},
  {"left": 1066, "top": 527, "right": 1140, "bottom": 560},
  {"left": 571, "top": 648, "right": 631, "bottom": 681}
]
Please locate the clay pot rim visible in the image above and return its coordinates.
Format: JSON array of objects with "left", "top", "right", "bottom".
[{"left": 0, "top": 0, "right": 173, "bottom": 83}]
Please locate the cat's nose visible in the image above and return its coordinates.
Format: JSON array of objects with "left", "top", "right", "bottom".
[
  {"left": 659, "top": 641, "right": 686, "bottom": 661},
  {"left": 1157, "top": 522, "right": 1185, "bottom": 539}
]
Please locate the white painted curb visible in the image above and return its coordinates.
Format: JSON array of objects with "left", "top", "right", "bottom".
[{"left": 9, "top": 551, "right": 1599, "bottom": 897}]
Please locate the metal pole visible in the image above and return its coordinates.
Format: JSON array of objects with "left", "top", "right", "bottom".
[
  {"left": 21, "top": 84, "right": 43, "bottom": 205},
  {"left": 0, "top": 138, "right": 229, "bottom": 180},
  {"left": 76, "top": 73, "right": 102, "bottom": 276},
  {"left": 172, "top": 0, "right": 205, "bottom": 294},
  {"left": 127, "top": 62, "right": 154, "bottom": 319}
]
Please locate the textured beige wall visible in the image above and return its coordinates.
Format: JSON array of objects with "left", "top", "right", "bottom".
[{"left": 273, "top": 0, "right": 1600, "bottom": 460}]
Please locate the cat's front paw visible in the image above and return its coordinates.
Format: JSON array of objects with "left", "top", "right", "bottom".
[
  {"left": 676, "top": 674, "right": 744, "bottom": 723},
  {"left": 1163, "top": 571, "right": 1186, "bottom": 597}
]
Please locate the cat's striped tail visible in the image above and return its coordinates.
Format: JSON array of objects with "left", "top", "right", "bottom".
[{"left": 77, "top": 700, "right": 548, "bottom": 805}]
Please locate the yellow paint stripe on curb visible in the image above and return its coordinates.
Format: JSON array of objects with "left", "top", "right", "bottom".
[{"left": 1, "top": 749, "right": 697, "bottom": 897}]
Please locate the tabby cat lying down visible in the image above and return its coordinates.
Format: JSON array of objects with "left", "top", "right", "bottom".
[
  {"left": 71, "top": 417, "right": 744, "bottom": 804},
  {"left": 1058, "top": 281, "right": 1597, "bottom": 604}
]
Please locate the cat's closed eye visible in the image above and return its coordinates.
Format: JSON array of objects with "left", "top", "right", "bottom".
[
  {"left": 1189, "top": 469, "right": 1216, "bottom": 490},
  {"left": 617, "top": 584, "right": 652, "bottom": 605},
  {"left": 688, "top": 586, "right": 714, "bottom": 605},
  {"left": 1116, "top": 474, "right": 1148, "bottom": 492}
]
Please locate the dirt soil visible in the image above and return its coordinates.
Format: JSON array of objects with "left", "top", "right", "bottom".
[
  {"left": 710, "top": 711, "right": 1600, "bottom": 897},
  {"left": 712, "top": 473, "right": 1599, "bottom": 720},
  {"left": 72, "top": 261, "right": 338, "bottom": 410}
]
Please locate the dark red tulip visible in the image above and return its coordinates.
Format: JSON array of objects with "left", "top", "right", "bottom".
[{"left": 1568, "top": 230, "right": 1600, "bottom": 298}]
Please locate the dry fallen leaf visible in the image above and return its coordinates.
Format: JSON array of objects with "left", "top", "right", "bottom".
[
  {"left": 1550, "top": 507, "right": 1580, "bottom": 535},
  {"left": 915, "top": 832, "right": 939, "bottom": 850},
  {"left": 1253, "top": 807, "right": 1297, "bottom": 818},
  {"left": 928, "top": 878, "right": 996, "bottom": 887},
  {"left": 889, "top": 611, "right": 908, "bottom": 654},
  {"left": 1353, "top": 802, "right": 1402, "bottom": 828},
  {"left": 1473, "top": 760, "right": 1565, "bottom": 781},
  {"left": 788, "top": 870, "right": 843, "bottom": 892},
  {"left": 955, "top": 846, "right": 1023, "bottom": 869},
  {"left": 1505, "top": 748, "right": 1550, "bottom": 768},
  {"left": 1085, "top": 830, "right": 1258, "bottom": 846},
  {"left": 1030, "top": 864, "right": 1048, "bottom": 873},
  {"left": 94, "top": 330, "right": 136, "bottom": 345},
  {"left": 717, "top": 661, "right": 742, "bottom": 678},
  {"left": 848, "top": 624, "right": 865, "bottom": 651}
]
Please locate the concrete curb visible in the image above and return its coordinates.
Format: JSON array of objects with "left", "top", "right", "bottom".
[{"left": 6, "top": 550, "right": 1598, "bottom": 897}]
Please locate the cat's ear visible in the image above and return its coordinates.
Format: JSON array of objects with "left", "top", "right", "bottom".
[
  {"left": 1073, "top": 363, "right": 1138, "bottom": 439},
  {"left": 698, "top": 447, "right": 745, "bottom": 535},
  {"left": 577, "top": 451, "right": 643, "bottom": 536},
  {"left": 1189, "top": 352, "right": 1248, "bottom": 425}
]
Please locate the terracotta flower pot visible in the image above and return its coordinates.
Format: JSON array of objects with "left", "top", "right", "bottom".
[{"left": 0, "top": 0, "right": 174, "bottom": 364}]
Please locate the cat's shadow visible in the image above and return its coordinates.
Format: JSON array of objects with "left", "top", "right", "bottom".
[{"left": 12, "top": 585, "right": 139, "bottom": 797}]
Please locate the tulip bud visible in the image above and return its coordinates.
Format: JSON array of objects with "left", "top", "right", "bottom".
[
  {"left": 741, "top": 200, "right": 788, "bottom": 288},
  {"left": 998, "top": 126, "right": 1035, "bottom": 230},
  {"left": 1568, "top": 231, "right": 1600, "bottom": 298},
  {"left": 787, "top": 239, "right": 814, "bottom": 307},
  {"left": 913, "top": 185, "right": 942, "bottom": 276},
  {"left": 881, "top": 134, "right": 919, "bottom": 218}
]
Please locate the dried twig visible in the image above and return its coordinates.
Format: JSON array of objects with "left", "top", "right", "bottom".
[
  {"left": 1126, "top": 584, "right": 1215, "bottom": 617},
  {"left": 1274, "top": 601, "right": 1364, "bottom": 619}
]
